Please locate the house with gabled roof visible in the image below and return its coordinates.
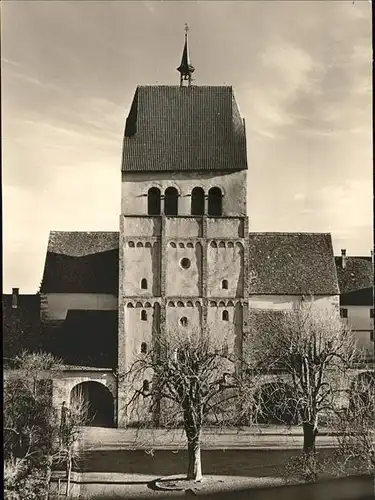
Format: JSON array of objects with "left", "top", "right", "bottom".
[{"left": 335, "top": 250, "right": 374, "bottom": 360}]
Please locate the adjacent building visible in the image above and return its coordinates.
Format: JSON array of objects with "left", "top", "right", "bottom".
[{"left": 335, "top": 249, "right": 374, "bottom": 360}]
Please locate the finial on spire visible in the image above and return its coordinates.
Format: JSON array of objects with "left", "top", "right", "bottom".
[{"left": 177, "top": 23, "right": 195, "bottom": 87}]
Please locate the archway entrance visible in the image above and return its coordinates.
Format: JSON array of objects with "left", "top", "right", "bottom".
[{"left": 70, "top": 381, "right": 114, "bottom": 427}]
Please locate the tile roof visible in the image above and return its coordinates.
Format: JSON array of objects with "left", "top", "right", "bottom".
[
  {"left": 41, "top": 231, "right": 119, "bottom": 294},
  {"left": 49, "top": 310, "right": 118, "bottom": 369},
  {"left": 47, "top": 231, "right": 119, "bottom": 257},
  {"left": 122, "top": 85, "right": 247, "bottom": 172},
  {"left": 334, "top": 256, "right": 374, "bottom": 294},
  {"left": 248, "top": 232, "right": 339, "bottom": 295}
]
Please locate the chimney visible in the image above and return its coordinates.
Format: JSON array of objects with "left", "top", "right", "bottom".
[
  {"left": 12, "top": 288, "right": 19, "bottom": 309},
  {"left": 341, "top": 249, "right": 347, "bottom": 269}
]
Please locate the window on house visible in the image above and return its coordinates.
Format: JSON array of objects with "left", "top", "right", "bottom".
[
  {"left": 141, "top": 342, "right": 148, "bottom": 354},
  {"left": 222, "top": 279, "right": 228, "bottom": 290},
  {"left": 340, "top": 308, "right": 348, "bottom": 319},
  {"left": 208, "top": 187, "right": 222, "bottom": 216},
  {"left": 222, "top": 310, "right": 229, "bottom": 321},
  {"left": 147, "top": 187, "right": 161, "bottom": 215},
  {"left": 370, "top": 308, "right": 374, "bottom": 319},
  {"left": 141, "top": 310, "right": 147, "bottom": 321},
  {"left": 191, "top": 187, "right": 205, "bottom": 216},
  {"left": 141, "top": 278, "right": 148, "bottom": 290},
  {"left": 164, "top": 187, "right": 179, "bottom": 216}
]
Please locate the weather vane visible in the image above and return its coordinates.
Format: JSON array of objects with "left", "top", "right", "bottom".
[{"left": 184, "top": 23, "right": 189, "bottom": 34}]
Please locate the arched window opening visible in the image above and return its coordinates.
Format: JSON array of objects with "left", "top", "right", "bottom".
[
  {"left": 222, "top": 279, "right": 228, "bottom": 290},
  {"left": 141, "top": 278, "right": 148, "bottom": 290},
  {"left": 142, "top": 380, "right": 150, "bottom": 394},
  {"left": 222, "top": 310, "right": 229, "bottom": 321},
  {"left": 148, "top": 187, "right": 161, "bottom": 215},
  {"left": 173, "top": 348, "right": 186, "bottom": 364},
  {"left": 164, "top": 187, "right": 179, "bottom": 216},
  {"left": 141, "top": 342, "right": 148, "bottom": 354},
  {"left": 191, "top": 187, "right": 205, "bottom": 216},
  {"left": 141, "top": 310, "right": 147, "bottom": 321},
  {"left": 208, "top": 187, "right": 222, "bottom": 216}
]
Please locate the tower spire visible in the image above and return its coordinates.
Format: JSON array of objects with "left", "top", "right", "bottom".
[{"left": 177, "top": 23, "right": 195, "bottom": 87}]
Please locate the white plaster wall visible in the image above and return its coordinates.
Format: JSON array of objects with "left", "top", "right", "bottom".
[
  {"left": 124, "top": 305, "right": 156, "bottom": 364},
  {"left": 165, "top": 218, "right": 202, "bottom": 238},
  {"left": 249, "top": 295, "right": 340, "bottom": 311},
  {"left": 121, "top": 170, "right": 247, "bottom": 216},
  {"left": 122, "top": 217, "right": 161, "bottom": 237},
  {"left": 341, "top": 305, "right": 374, "bottom": 358},
  {"left": 206, "top": 219, "right": 244, "bottom": 239},
  {"left": 43, "top": 294, "right": 118, "bottom": 321},
  {"left": 341, "top": 305, "right": 374, "bottom": 332},
  {"left": 207, "top": 242, "right": 244, "bottom": 297},
  {"left": 206, "top": 304, "right": 236, "bottom": 351},
  {"left": 166, "top": 304, "right": 202, "bottom": 335},
  {"left": 122, "top": 242, "right": 160, "bottom": 296},
  {"left": 166, "top": 243, "right": 202, "bottom": 297}
]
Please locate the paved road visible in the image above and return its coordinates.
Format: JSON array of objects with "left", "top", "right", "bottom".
[{"left": 80, "top": 426, "right": 339, "bottom": 451}]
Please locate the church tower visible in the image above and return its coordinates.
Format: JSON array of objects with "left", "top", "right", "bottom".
[{"left": 118, "top": 28, "right": 249, "bottom": 426}]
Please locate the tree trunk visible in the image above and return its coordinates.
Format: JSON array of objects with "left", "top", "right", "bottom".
[
  {"left": 303, "top": 421, "right": 318, "bottom": 454},
  {"left": 187, "top": 438, "right": 202, "bottom": 482},
  {"left": 65, "top": 455, "right": 72, "bottom": 497}
]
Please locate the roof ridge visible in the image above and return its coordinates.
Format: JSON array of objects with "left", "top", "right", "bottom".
[
  {"left": 137, "top": 84, "right": 233, "bottom": 89},
  {"left": 249, "top": 231, "right": 331, "bottom": 236},
  {"left": 49, "top": 230, "right": 119, "bottom": 234}
]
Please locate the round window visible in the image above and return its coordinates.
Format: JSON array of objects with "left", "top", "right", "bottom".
[
  {"left": 180, "top": 257, "right": 191, "bottom": 269},
  {"left": 180, "top": 317, "right": 188, "bottom": 327}
]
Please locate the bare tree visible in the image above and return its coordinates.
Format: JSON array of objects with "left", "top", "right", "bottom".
[
  {"left": 241, "top": 300, "right": 358, "bottom": 478},
  {"left": 330, "top": 371, "right": 375, "bottom": 476},
  {"left": 54, "top": 390, "right": 91, "bottom": 497},
  {"left": 4, "top": 351, "right": 63, "bottom": 500},
  {"left": 122, "top": 329, "right": 236, "bottom": 482}
]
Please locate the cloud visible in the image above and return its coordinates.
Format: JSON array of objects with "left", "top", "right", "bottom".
[{"left": 241, "top": 38, "right": 324, "bottom": 139}]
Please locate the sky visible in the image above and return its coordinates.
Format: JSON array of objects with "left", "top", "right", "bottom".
[{"left": 2, "top": 0, "right": 373, "bottom": 293}]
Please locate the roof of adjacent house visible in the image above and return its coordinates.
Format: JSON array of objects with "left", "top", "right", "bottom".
[
  {"left": 50, "top": 310, "right": 118, "bottom": 368},
  {"left": 334, "top": 256, "right": 374, "bottom": 295},
  {"left": 40, "top": 231, "right": 119, "bottom": 294},
  {"left": 248, "top": 232, "right": 339, "bottom": 295},
  {"left": 40, "top": 230, "right": 341, "bottom": 296},
  {"left": 122, "top": 85, "right": 247, "bottom": 173}
]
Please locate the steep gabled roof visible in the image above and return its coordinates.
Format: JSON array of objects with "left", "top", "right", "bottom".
[
  {"left": 47, "top": 231, "right": 119, "bottom": 257},
  {"left": 40, "top": 231, "right": 119, "bottom": 294},
  {"left": 334, "top": 256, "right": 374, "bottom": 294},
  {"left": 248, "top": 232, "right": 339, "bottom": 295},
  {"left": 122, "top": 85, "right": 247, "bottom": 172},
  {"left": 50, "top": 310, "right": 118, "bottom": 369}
]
